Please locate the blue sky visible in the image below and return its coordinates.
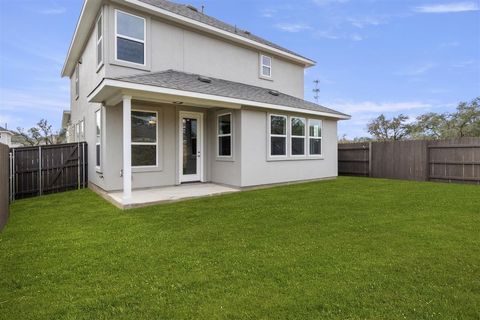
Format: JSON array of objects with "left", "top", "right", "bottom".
[{"left": 0, "top": 0, "right": 479, "bottom": 138}]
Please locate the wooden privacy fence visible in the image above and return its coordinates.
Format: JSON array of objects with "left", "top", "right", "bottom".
[
  {"left": 339, "top": 138, "right": 480, "bottom": 184},
  {"left": 11, "top": 142, "right": 88, "bottom": 200},
  {"left": 0, "top": 143, "right": 9, "bottom": 231}
]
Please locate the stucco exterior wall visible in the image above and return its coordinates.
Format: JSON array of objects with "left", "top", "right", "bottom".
[
  {"left": 104, "top": 4, "right": 305, "bottom": 98},
  {"left": 98, "top": 102, "right": 242, "bottom": 192},
  {"left": 69, "top": 5, "right": 107, "bottom": 190},
  {"left": 240, "top": 108, "right": 338, "bottom": 187}
]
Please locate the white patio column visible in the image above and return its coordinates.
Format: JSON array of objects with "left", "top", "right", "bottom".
[{"left": 122, "top": 95, "right": 132, "bottom": 204}]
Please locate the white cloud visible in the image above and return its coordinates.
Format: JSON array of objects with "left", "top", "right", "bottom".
[
  {"left": 313, "top": 0, "right": 349, "bottom": 5},
  {"left": 451, "top": 59, "right": 477, "bottom": 68},
  {"left": 275, "top": 23, "right": 312, "bottom": 33},
  {"left": 37, "top": 7, "right": 66, "bottom": 15},
  {"left": 414, "top": 2, "right": 479, "bottom": 13},
  {"left": 331, "top": 101, "right": 432, "bottom": 114},
  {"left": 439, "top": 41, "right": 460, "bottom": 48},
  {"left": 350, "top": 34, "right": 364, "bottom": 41},
  {"left": 261, "top": 8, "right": 277, "bottom": 18},
  {"left": 348, "top": 16, "right": 388, "bottom": 28},
  {"left": 396, "top": 63, "right": 436, "bottom": 76}
]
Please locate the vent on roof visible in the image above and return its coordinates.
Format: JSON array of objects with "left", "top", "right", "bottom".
[
  {"left": 198, "top": 76, "right": 212, "bottom": 83},
  {"left": 244, "top": 30, "right": 251, "bottom": 35},
  {"left": 186, "top": 5, "right": 198, "bottom": 12},
  {"left": 268, "top": 90, "right": 280, "bottom": 96}
]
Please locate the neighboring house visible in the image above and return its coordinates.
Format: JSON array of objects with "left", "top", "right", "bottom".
[
  {"left": 0, "top": 126, "right": 14, "bottom": 147},
  {"left": 0, "top": 126, "right": 23, "bottom": 148},
  {"left": 62, "top": 0, "right": 350, "bottom": 204}
]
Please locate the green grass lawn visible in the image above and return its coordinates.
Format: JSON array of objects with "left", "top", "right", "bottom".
[{"left": 0, "top": 177, "right": 479, "bottom": 320}]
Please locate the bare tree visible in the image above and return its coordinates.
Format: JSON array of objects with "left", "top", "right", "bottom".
[{"left": 16, "top": 119, "right": 56, "bottom": 146}]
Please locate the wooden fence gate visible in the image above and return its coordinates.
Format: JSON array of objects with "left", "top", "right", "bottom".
[
  {"left": 10, "top": 142, "right": 88, "bottom": 200},
  {"left": 339, "top": 138, "right": 480, "bottom": 184}
]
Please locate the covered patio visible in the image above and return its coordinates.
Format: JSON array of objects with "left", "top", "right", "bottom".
[{"left": 105, "top": 183, "right": 239, "bottom": 209}]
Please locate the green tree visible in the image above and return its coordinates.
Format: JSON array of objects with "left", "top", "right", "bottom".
[{"left": 367, "top": 114, "right": 409, "bottom": 141}]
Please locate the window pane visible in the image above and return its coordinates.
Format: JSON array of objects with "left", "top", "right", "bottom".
[
  {"left": 117, "top": 37, "right": 144, "bottom": 64},
  {"left": 310, "top": 138, "right": 322, "bottom": 155},
  {"left": 262, "top": 66, "right": 271, "bottom": 77},
  {"left": 270, "top": 116, "right": 286, "bottom": 135},
  {"left": 96, "top": 111, "right": 101, "bottom": 136},
  {"left": 97, "top": 17, "right": 102, "bottom": 40},
  {"left": 117, "top": 11, "right": 144, "bottom": 40},
  {"left": 96, "top": 144, "right": 101, "bottom": 167},
  {"left": 218, "top": 136, "right": 231, "bottom": 156},
  {"left": 97, "top": 39, "right": 103, "bottom": 65},
  {"left": 132, "top": 145, "right": 156, "bottom": 166},
  {"left": 262, "top": 55, "right": 271, "bottom": 67},
  {"left": 271, "top": 137, "right": 286, "bottom": 156},
  {"left": 291, "top": 118, "right": 305, "bottom": 136},
  {"left": 131, "top": 111, "right": 156, "bottom": 143},
  {"left": 309, "top": 120, "right": 322, "bottom": 138},
  {"left": 218, "top": 114, "right": 231, "bottom": 135},
  {"left": 292, "top": 138, "right": 305, "bottom": 155}
]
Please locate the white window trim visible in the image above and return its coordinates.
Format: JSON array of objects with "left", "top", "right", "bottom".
[
  {"left": 307, "top": 119, "right": 323, "bottom": 157},
  {"left": 260, "top": 54, "right": 272, "bottom": 79},
  {"left": 268, "top": 114, "right": 288, "bottom": 158},
  {"left": 131, "top": 109, "right": 158, "bottom": 168},
  {"left": 217, "top": 112, "right": 233, "bottom": 158},
  {"left": 95, "top": 109, "right": 102, "bottom": 170},
  {"left": 96, "top": 13, "right": 104, "bottom": 69},
  {"left": 114, "top": 9, "right": 147, "bottom": 67},
  {"left": 290, "top": 117, "right": 307, "bottom": 157}
]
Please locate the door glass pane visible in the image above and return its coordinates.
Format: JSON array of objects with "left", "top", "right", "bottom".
[{"left": 183, "top": 118, "right": 197, "bottom": 175}]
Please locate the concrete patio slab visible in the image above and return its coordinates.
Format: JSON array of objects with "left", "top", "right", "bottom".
[{"left": 106, "top": 183, "right": 239, "bottom": 209}]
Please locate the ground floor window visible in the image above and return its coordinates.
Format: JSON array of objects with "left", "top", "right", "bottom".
[
  {"left": 217, "top": 113, "right": 232, "bottom": 157},
  {"left": 269, "top": 114, "right": 287, "bottom": 156},
  {"left": 291, "top": 117, "right": 306, "bottom": 156},
  {"left": 95, "top": 110, "right": 101, "bottom": 168},
  {"left": 308, "top": 119, "right": 322, "bottom": 155},
  {"left": 131, "top": 110, "right": 157, "bottom": 167}
]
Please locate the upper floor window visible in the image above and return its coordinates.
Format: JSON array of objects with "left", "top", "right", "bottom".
[
  {"left": 217, "top": 113, "right": 232, "bottom": 157},
  {"left": 260, "top": 54, "right": 272, "bottom": 78},
  {"left": 96, "top": 15, "right": 103, "bottom": 67},
  {"left": 74, "top": 64, "right": 79, "bottom": 98},
  {"left": 115, "top": 10, "right": 145, "bottom": 65}
]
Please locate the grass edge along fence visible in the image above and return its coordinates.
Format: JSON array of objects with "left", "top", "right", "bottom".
[{"left": 338, "top": 137, "right": 480, "bottom": 184}]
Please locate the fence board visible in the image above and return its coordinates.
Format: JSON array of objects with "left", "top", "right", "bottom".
[
  {"left": 339, "top": 138, "right": 480, "bottom": 184},
  {"left": 12, "top": 142, "right": 88, "bottom": 200},
  {"left": 0, "top": 143, "right": 9, "bottom": 231}
]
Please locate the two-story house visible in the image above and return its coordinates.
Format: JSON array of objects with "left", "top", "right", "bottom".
[{"left": 62, "top": 0, "right": 350, "bottom": 206}]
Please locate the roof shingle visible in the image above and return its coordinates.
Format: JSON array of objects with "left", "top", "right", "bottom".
[
  {"left": 138, "top": 0, "right": 314, "bottom": 63},
  {"left": 115, "top": 70, "right": 348, "bottom": 117}
]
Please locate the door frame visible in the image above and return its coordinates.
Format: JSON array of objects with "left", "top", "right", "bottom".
[{"left": 178, "top": 111, "right": 204, "bottom": 183}]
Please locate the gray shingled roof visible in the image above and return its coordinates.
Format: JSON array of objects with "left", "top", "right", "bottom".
[
  {"left": 138, "top": 0, "right": 314, "bottom": 63},
  {"left": 115, "top": 70, "right": 348, "bottom": 117}
]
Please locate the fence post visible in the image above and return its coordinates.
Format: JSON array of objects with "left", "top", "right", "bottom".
[
  {"left": 425, "top": 141, "right": 429, "bottom": 181},
  {"left": 77, "top": 143, "right": 81, "bottom": 190},
  {"left": 82, "top": 142, "right": 86, "bottom": 189},
  {"left": 368, "top": 142, "right": 372, "bottom": 177},
  {"left": 38, "top": 146, "right": 42, "bottom": 196},
  {"left": 12, "top": 149, "right": 15, "bottom": 201},
  {"left": 9, "top": 151, "right": 12, "bottom": 203}
]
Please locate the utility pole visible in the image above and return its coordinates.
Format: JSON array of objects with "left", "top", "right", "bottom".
[{"left": 313, "top": 79, "right": 320, "bottom": 104}]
